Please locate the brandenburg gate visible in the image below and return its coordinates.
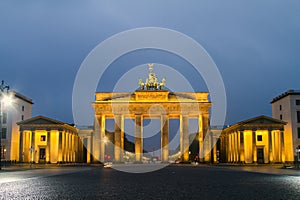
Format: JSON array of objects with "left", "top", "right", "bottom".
[{"left": 92, "top": 64, "right": 211, "bottom": 163}]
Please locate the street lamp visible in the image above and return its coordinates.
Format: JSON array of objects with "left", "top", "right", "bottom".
[{"left": 0, "top": 80, "right": 11, "bottom": 170}]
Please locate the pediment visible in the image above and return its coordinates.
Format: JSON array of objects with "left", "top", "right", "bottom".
[
  {"left": 239, "top": 116, "right": 286, "bottom": 125},
  {"left": 17, "top": 116, "right": 64, "bottom": 125}
]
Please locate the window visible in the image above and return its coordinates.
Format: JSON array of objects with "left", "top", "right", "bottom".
[
  {"left": 1, "top": 128, "right": 7, "bottom": 139},
  {"left": 280, "top": 114, "right": 283, "bottom": 120},
  {"left": 1, "top": 145, "right": 6, "bottom": 160},
  {"left": 40, "top": 135, "right": 46, "bottom": 141},
  {"left": 21, "top": 115, "right": 24, "bottom": 121},
  {"left": 298, "top": 128, "right": 300, "bottom": 139},
  {"left": 279, "top": 105, "right": 282, "bottom": 110},
  {"left": 296, "top": 100, "right": 300, "bottom": 105},
  {"left": 297, "top": 111, "right": 300, "bottom": 123},
  {"left": 257, "top": 135, "right": 262, "bottom": 141},
  {"left": 22, "top": 106, "right": 24, "bottom": 112},
  {"left": 2, "top": 112, "right": 7, "bottom": 124}
]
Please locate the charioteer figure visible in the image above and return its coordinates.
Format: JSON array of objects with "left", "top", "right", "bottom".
[{"left": 138, "top": 64, "right": 166, "bottom": 91}]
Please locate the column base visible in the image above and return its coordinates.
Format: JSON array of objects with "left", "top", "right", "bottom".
[
  {"left": 179, "top": 161, "right": 191, "bottom": 164},
  {"left": 113, "top": 161, "right": 125, "bottom": 164},
  {"left": 133, "top": 161, "right": 143, "bottom": 164}
]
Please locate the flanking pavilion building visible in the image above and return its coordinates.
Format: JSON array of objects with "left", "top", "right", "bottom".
[
  {"left": 220, "top": 115, "right": 293, "bottom": 164},
  {"left": 17, "top": 116, "right": 83, "bottom": 164}
]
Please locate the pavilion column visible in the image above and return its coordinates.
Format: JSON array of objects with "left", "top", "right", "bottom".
[
  {"left": 62, "top": 131, "right": 66, "bottom": 162},
  {"left": 232, "top": 133, "right": 235, "bottom": 162},
  {"left": 231, "top": 133, "right": 234, "bottom": 162},
  {"left": 252, "top": 131, "right": 257, "bottom": 163},
  {"left": 268, "top": 130, "right": 273, "bottom": 163},
  {"left": 66, "top": 132, "right": 69, "bottom": 162},
  {"left": 58, "top": 131, "right": 63, "bottom": 162},
  {"left": 65, "top": 131, "right": 69, "bottom": 162},
  {"left": 198, "top": 114, "right": 204, "bottom": 162},
  {"left": 239, "top": 131, "right": 245, "bottom": 163},
  {"left": 31, "top": 131, "right": 35, "bottom": 163},
  {"left": 161, "top": 115, "right": 169, "bottom": 163},
  {"left": 46, "top": 131, "right": 51, "bottom": 163},
  {"left": 19, "top": 131, "right": 24, "bottom": 162},
  {"left": 135, "top": 115, "right": 143, "bottom": 162},
  {"left": 227, "top": 134, "right": 230, "bottom": 162},
  {"left": 72, "top": 134, "right": 75, "bottom": 162},
  {"left": 280, "top": 130, "right": 285, "bottom": 163},
  {"left": 114, "top": 115, "right": 122, "bottom": 162},
  {"left": 180, "top": 115, "right": 189, "bottom": 162},
  {"left": 23, "top": 131, "right": 30, "bottom": 162},
  {"left": 230, "top": 133, "right": 233, "bottom": 162},
  {"left": 69, "top": 133, "right": 72, "bottom": 162}
]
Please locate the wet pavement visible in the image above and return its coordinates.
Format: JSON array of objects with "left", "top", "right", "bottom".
[{"left": 1, "top": 165, "right": 300, "bottom": 199}]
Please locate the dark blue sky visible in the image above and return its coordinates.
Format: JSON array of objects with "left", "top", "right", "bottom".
[{"left": 1, "top": 0, "right": 300, "bottom": 126}]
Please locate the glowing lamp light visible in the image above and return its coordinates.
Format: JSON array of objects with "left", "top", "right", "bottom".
[
  {"left": 104, "top": 136, "right": 108, "bottom": 144},
  {"left": 1, "top": 93, "right": 14, "bottom": 107}
]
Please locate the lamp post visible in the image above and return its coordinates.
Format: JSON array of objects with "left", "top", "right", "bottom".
[{"left": 0, "top": 80, "right": 10, "bottom": 170}]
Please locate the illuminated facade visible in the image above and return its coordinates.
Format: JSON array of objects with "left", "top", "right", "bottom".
[
  {"left": 92, "top": 65, "right": 212, "bottom": 163},
  {"left": 1, "top": 91, "right": 33, "bottom": 161},
  {"left": 220, "top": 116, "right": 293, "bottom": 164},
  {"left": 272, "top": 90, "right": 300, "bottom": 161},
  {"left": 93, "top": 91, "right": 212, "bottom": 163},
  {"left": 17, "top": 116, "right": 83, "bottom": 163}
]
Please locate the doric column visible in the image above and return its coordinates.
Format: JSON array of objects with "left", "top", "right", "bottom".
[
  {"left": 65, "top": 132, "right": 69, "bottom": 162},
  {"left": 94, "top": 115, "right": 101, "bottom": 162},
  {"left": 212, "top": 134, "right": 217, "bottom": 163},
  {"left": 72, "top": 134, "right": 75, "bottom": 162},
  {"left": 120, "top": 115, "right": 124, "bottom": 162},
  {"left": 31, "top": 131, "right": 35, "bottom": 163},
  {"left": 46, "top": 131, "right": 51, "bottom": 163},
  {"left": 19, "top": 131, "right": 24, "bottom": 162},
  {"left": 161, "top": 115, "right": 169, "bottom": 163},
  {"left": 180, "top": 115, "right": 189, "bottom": 162},
  {"left": 62, "top": 131, "right": 66, "bottom": 162},
  {"left": 231, "top": 133, "right": 234, "bottom": 162},
  {"left": 203, "top": 114, "right": 210, "bottom": 162},
  {"left": 69, "top": 133, "right": 72, "bottom": 162},
  {"left": 87, "top": 136, "right": 91, "bottom": 163},
  {"left": 252, "top": 131, "right": 257, "bottom": 163},
  {"left": 268, "top": 130, "right": 273, "bottom": 163},
  {"left": 227, "top": 134, "right": 230, "bottom": 162},
  {"left": 135, "top": 115, "right": 143, "bottom": 162},
  {"left": 100, "top": 115, "right": 106, "bottom": 163},
  {"left": 228, "top": 133, "right": 231, "bottom": 162},
  {"left": 280, "top": 130, "right": 285, "bottom": 163},
  {"left": 198, "top": 114, "right": 204, "bottom": 162},
  {"left": 114, "top": 115, "right": 122, "bottom": 162},
  {"left": 58, "top": 131, "right": 62, "bottom": 162}
]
